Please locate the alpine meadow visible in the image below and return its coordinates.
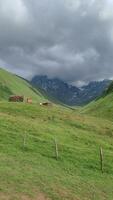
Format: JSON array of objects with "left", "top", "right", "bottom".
[{"left": 0, "top": 69, "right": 113, "bottom": 200}]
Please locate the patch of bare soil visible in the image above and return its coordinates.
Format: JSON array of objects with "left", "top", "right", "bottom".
[{"left": 0, "top": 192, "right": 51, "bottom": 200}]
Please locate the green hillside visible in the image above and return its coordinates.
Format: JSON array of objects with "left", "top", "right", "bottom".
[
  {"left": 0, "top": 102, "right": 113, "bottom": 200},
  {"left": 0, "top": 68, "right": 46, "bottom": 102},
  {"left": 81, "top": 81, "right": 113, "bottom": 120}
]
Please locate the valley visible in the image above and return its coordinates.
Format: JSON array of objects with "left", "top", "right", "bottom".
[
  {"left": 0, "top": 69, "right": 113, "bottom": 199},
  {"left": 0, "top": 1, "right": 113, "bottom": 199}
]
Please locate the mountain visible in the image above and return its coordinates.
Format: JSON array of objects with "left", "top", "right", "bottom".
[
  {"left": 31, "top": 75, "right": 111, "bottom": 106},
  {"left": 0, "top": 68, "right": 46, "bottom": 102},
  {"left": 31, "top": 75, "right": 80, "bottom": 105}
]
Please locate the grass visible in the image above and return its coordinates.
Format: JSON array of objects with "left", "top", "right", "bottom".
[
  {"left": 0, "top": 102, "right": 113, "bottom": 199},
  {"left": 81, "top": 92, "right": 113, "bottom": 120}
]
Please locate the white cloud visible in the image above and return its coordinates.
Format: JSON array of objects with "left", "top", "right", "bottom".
[{"left": 0, "top": 0, "right": 28, "bottom": 24}]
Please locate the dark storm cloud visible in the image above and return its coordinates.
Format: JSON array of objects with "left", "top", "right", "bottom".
[{"left": 0, "top": 0, "right": 113, "bottom": 84}]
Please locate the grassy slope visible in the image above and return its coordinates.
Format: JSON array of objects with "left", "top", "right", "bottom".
[
  {"left": 0, "top": 102, "right": 113, "bottom": 200},
  {"left": 81, "top": 89, "right": 113, "bottom": 120},
  {"left": 0, "top": 68, "right": 46, "bottom": 102}
]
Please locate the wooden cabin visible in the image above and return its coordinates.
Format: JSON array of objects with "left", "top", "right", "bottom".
[{"left": 9, "top": 95, "right": 24, "bottom": 102}]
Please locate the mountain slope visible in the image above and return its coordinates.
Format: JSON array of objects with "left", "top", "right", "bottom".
[
  {"left": 0, "top": 68, "right": 46, "bottom": 102},
  {"left": 79, "top": 80, "right": 111, "bottom": 104},
  {"left": 31, "top": 75, "right": 111, "bottom": 105},
  {"left": 81, "top": 81, "right": 113, "bottom": 120}
]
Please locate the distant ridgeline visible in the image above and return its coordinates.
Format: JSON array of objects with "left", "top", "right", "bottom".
[
  {"left": 103, "top": 81, "right": 113, "bottom": 96},
  {"left": 31, "top": 75, "right": 111, "bottom": 106},
  {"left": 0, "top": 68, "right": 112, "bottom": 106}
]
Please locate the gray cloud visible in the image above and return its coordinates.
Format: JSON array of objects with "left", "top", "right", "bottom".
[{"left": 0, "top": 0, "right": 113, "bottom": 84}]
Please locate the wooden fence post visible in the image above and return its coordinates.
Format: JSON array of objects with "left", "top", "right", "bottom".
[
  {"left": 100, "top": 147, "right": 103, "bottom": 173},
  {"left": 54, "top": 138, "right": 58, "bottom": 160},
  {"left": 23, "top": 133, "right": 27, "bottom": 150}
]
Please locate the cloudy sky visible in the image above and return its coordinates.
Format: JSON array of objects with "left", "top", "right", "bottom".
[{"left": 0, "top": 0, "right": 113, "bottom": 85}]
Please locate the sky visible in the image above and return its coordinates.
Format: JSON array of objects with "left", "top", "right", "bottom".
[{"left": 0, "top": 0, "right": 113, "bottom": 85}]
